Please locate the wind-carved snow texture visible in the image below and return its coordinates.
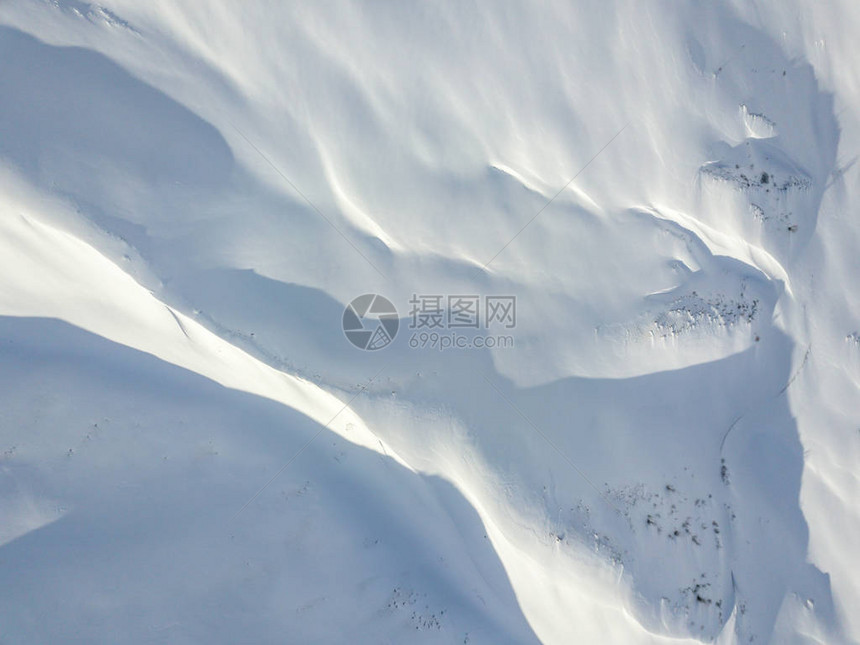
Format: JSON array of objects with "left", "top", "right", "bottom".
[
  {"left": 50, "top": 0, "right": 139, "bottom": 33},
  {"left": 0, "top": 2, "right": 858, "bottom": 644},
  {"left": 599, "top": 210, "right": 773, "bottom": 350},
  {"left": 539, "top": 17, "right": 841, "bottom": 642},
  {"left": 740, "top": 105, "right": 777, "bottom": 139}
]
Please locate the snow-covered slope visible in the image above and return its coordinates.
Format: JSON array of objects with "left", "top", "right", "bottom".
[{"left": 0, "top": 1, "right": 858, "bottom": 643}]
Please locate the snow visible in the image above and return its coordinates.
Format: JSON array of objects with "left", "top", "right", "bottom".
[{"left": 0, "top": 1, "right": 858, "bottom": 642}]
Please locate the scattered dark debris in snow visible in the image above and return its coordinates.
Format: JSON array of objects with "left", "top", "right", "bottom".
[
  {"left": 702, "top": 160, "right": 810, "bottom": 193},
  {"left": 387, "top": 587, "right": 444, "bottom": 631},
  {"left": 652, "top": 290, "right": 759, "bottom": 337},
  {"left": 700, "top": 153, "right": 811, "bottom": 228},
  {"left": 604, "top": 479, "right": 730, "bottom": 552}
]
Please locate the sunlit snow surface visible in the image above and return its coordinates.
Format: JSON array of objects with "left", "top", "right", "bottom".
[{"left": 0, "top": 1, "right": 859, "bottom": 643}]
